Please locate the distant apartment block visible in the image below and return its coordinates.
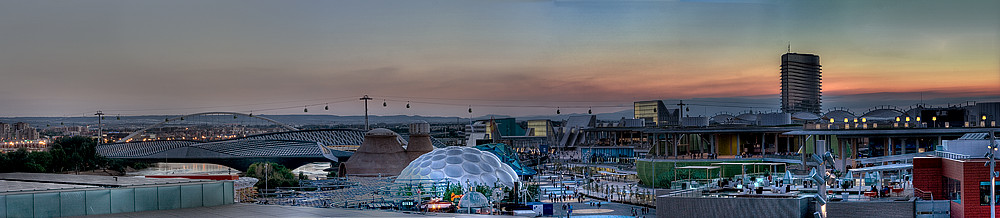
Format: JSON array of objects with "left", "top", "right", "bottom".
[{"left": 0, "top": 122, "right": 39, "bottom": 141}]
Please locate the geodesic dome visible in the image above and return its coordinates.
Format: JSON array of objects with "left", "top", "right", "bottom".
[
  {"left": 458, "top": 191, "right": 490, "bottom": 208},
  {"left": 397, "top": 146, "right": 519, "bottom": 188}
]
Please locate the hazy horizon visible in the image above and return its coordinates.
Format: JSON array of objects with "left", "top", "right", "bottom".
[{"left": 1, "top": 0, "right": 997, "bottom": 117}]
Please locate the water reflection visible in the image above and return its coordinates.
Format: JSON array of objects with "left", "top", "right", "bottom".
[
  {"left": 129, "top": 163, "right": 238, "bottom": 176},
  {"left": 129, "top": 162, "right": 332, "bottom": 180}
]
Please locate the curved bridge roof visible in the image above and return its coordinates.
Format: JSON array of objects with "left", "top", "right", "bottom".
[{"left": 98, "top": 129, "right": 364, "bottom": 159}]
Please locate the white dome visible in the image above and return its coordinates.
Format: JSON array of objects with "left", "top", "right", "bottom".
[
  {"left": 396, "top": 146, "right": 519, "bottom": 188},
  {"left": 458, "top": 191, "right": 490, "bottom": 208}
]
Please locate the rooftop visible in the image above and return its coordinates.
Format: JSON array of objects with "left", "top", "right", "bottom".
[
  {"left": 0, "top": 173, "right": 215, "bottom": 195},
  {"left": 0, "top": 180, "right": 97, "bottom": 194},
  {"left": 85, "top": 203, "right": 511, "bottom": 218},
  {"left": 783, "top": 128, "right": 1000, "bottom": 136}
]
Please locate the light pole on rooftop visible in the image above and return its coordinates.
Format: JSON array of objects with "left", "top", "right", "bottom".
[
  {"left": 360, "top": 95, "right": 373, "bottom": 130},
  {"left": 95, "top": 111, "right": 104, "bottom": 146},
  {"left": 990, "top": 130, "right": 997, "bottom": 218}
]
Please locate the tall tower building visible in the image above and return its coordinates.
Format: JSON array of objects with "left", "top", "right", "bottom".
[{"left": 780, "top": 53, "right": 822, "bottom": 114}]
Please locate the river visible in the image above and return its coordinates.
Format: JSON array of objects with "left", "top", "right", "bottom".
[{"left": 128, "top": 162, "right": 333, "bottom": 180}]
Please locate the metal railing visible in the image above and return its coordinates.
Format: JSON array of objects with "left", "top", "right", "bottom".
[
  {"left": 934, "top": 150, "right": 971, "bottom": 160},
  {"left": 914, "top": 187, "right": 933, "bottom": 201},
  {"left": 659, "top": 187, "right": 705, "bottom": 198}
]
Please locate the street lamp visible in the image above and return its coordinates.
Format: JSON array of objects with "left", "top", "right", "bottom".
[
  {"left": 988, "top": 130, "right": 997, "bottom": 218},
  {"left": 932, "top": 116, "right": 937, "bottom": 128},
  {"left": 360, "top": 95, "right": 373, "bottom": 130},
  {"left": 264, "top": 163, "right": 269, "bottom": 196}
]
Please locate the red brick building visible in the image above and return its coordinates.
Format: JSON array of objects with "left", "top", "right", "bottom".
[{"left": 914, "top": 156, "right": 1000, "bottom": 218}]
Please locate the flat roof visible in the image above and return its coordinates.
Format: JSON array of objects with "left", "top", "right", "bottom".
[
  {"left": 584, "top": 127, "right": 802, "bottom": 134},
  {"left": 848, "top": 163, "right": 913, "bottom": 173},
  {"left": 676, "top": 166, "right": 720, "bottom": 170},
  {"left": 783, "top": 128, "right": 1000, "bottom": 136},
  {"left": 711, "top": 163, "right": 755, "bottom": 165},
  {"left": 82, "top": 203, "right": 511, "bottom": 218},
  {"left": 0, "top": 180, "right": 98, "bottom": 194},
  {"left": 0, "top": 173, "right": 212, "bottom": 188},
  {"left": 711, "top": 163, "right": 785, "bottom": 166},
  {"left": 855, "top": 152, "right": 934, "bottom": 164}
]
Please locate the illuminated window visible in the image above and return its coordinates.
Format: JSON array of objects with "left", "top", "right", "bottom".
[{"left": 981, "top": 181, "right": 1000, "bottom": 205}]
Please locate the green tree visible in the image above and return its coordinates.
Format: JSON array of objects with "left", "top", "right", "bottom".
[
  {"left": 0, "top": 152, "right": 10, "bottom": 173},
  {"left": 246, "top": 162, "right": 299, "bottom": 189},
  {"left": 443, "top": 184, "right": 464, "bottom": 201},
  {"left": 26, "top": 151, "right": 52, "bottom": 172},
  {"left": 49, "top": 136, "right": 100, "bottom": 172},
  {"left": 6, "top": 149, "right": 30, "bottom": 172},
  {"left": 0, "top": 136, "right": 149, "bottom": 174}
]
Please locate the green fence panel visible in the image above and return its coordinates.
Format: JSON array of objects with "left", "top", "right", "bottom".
[
  {"left": 85, "top": 190, "right": 111, "bottom": 215},
  {"left": 0, "top": 195, "right": 5, "bottom": 218},
  {"left": 134, "top": 187, "right": 158, "bottom": 212},
  {"left": 6, "top": 194, "right": 32, "bottom": 218},
  {"left": 202, "top": 183, "right": 224, "bottom": 207},
  {"left": 180, "top": 185, "right": 203, "bottom": 208},
  {"left": 59, "top": 191, "right": 86, "bottom": 217},
  {"left": 33, "top": 192, "right": 61, "bottom": 217},
  {"left": 224, "top": 181, "right": 234, "bottom": 204},
  {"left": 157, "top": 186, "right": 181, "bottom": 210},
  {"left": 111, "top": 189, "right": 135, "bottom": 213}
]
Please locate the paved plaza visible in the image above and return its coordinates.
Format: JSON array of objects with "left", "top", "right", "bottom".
[{"left": 546, "top": 201, "right": 655, "bottom": 218}]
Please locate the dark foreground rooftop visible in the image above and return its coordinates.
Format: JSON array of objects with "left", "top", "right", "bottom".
[
  {"left": 81, "top": 203, "right": 513, "bottom": 218},
  {"left": 0, "top": 173, "right": 210, "bottom": 188}
]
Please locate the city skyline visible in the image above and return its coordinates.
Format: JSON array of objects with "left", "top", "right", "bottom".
[{"left": 0, "top": 0, "right": 998, "bottom": 117}]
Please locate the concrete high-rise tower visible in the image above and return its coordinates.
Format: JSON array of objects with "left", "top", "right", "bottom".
[{"left": 780, "top": 53, "right": 822, "bottom": 114}]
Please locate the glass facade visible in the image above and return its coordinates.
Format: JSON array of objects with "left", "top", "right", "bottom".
[
  {"left": 980, "top": 181, "right": 1000, "bottom": 205},
  {"left": 526, "top": 120, "right": 552, "bottom": 137},
  {"left": 780, "top": 53, "right": 822, "bottom": 114},
  {"left": 1, "top": 181, "right": 234, "bottom": 217},
  {"left": 944, "top": 177, "right": 961, "bottom": 204},
  {"left": 634, "top": 100, "right": 668, "bottom": 126}
]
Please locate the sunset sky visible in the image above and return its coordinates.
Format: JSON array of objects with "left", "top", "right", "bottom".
[{"left": 0, "top": 0, "right": 997, "bottom": 117}]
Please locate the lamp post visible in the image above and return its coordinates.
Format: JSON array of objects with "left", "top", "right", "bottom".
[
  {"left": 932, "top": 117, "right": 937, "bottom": 128},
  {"left": 95, "top": 111, "right": 104, "bottom": 145},
  {"left": 360, "top": 95, "right": 373, "bottom": 130},
  {"left": 989, "top": 130, "right": 997, "bottom": 218},
  {"left": 265, "top": 163, "right": 269, "bottom": 196}
]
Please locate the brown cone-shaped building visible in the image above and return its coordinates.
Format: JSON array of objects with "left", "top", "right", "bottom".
[
  {"left": 405, "top": 121, "right": 434, "bottom": 161},
  {"left": 340, "top": 128, "right": 410, "bottom": 176}
]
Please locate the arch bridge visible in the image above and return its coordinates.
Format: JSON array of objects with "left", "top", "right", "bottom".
[
  {"left": 100, "top": 112, "right": 361, "bottom": 171},
  {"left": 117, "top": 111, "right": 298, "bottom": 143}
]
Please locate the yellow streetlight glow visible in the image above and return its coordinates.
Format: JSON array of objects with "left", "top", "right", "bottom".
[
  {"left": 830, "top": 118, "right": 835, "bottom": 123},
  {"left": 906, "top": 117, "right": 911, "bottom": 122},
  {"left": 896, "top": 117, "right": 900, "bottom": 122},
  {"left": 932, "top": 117, "right": 937, "bottom": 121},
  {"left": 916, "top": 117, "right": 921, "bottom": 122},
  {"left": 844, "top": 118, "right": 849, "bottom": 123},
  {"left": 862, "top": 118, "right": 867, "bottom": 123}
]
